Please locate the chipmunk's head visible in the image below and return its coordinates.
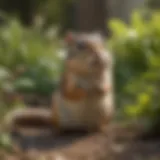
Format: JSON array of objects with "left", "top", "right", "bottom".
[{"left": 64, "top": 32, "right": 112, "bottom": 75}]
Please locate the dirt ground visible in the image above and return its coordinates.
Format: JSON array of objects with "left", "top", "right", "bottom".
[{"left": 1, "top": 123, "right": 160, "bottom": 160}]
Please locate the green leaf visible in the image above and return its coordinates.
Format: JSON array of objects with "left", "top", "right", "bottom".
[{"left": 108, "top": 19, "right": 128, "bottom": 37}]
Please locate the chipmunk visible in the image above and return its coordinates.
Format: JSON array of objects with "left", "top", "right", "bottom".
[{"left": 4, "top": 32, "right": 114, "bottom": 134}]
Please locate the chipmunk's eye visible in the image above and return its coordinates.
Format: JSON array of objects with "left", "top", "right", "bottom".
[{"left": 76, "top": 41, "right": 87, "bottom": 50}]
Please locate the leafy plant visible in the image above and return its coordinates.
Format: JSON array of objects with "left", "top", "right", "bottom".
[
  {"left": 0, "top": 18, "right": 64, "bottom": 96},
  {"left": 0, "top": 18, "right": 66, "bottom": 133},
  {"left": 0, "top": 132, "right": 13, "bottom": 152},
  {"left": 109, "top": 11, "right": 160, "bottom": 130}
]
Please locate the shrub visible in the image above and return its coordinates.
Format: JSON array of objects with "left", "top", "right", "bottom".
[
  {"left": 0, "top": 19, "right": 64, "bottom": 149},
  {"left": 0, "top": 132, "right": 13, "bottom": 152},
  {"left": 109, "top": 11, "right": 160, "bottom": 130},
  {"left": 0, "top": 18, "right": 63, "bottom": 96},
  {"left": 36, "top": 0, "right": 75, "bottom": 30}
]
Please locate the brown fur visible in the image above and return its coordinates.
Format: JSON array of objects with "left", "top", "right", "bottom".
[
  {"left": 60, "top": 71, "right": 87, "bottom": 101},
  {"left": 4, "top": 32, "right": 114, "bottom": 134}
]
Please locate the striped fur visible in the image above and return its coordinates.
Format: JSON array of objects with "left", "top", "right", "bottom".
[{"left": 4, "top": 33, "right": 114, "bottom": 134}]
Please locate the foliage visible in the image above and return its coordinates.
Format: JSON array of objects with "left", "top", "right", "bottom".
[
  {"left": 148, "top": 0, "right": 160, "bottom": 9},
  {"left": 0, "top": 18, "right": 63, "bottom": 96},
  {"left": 109, "top": 11, "right": 160, "bottom": 130},
  {"left": 0, "top": 132, "right": 12, "bottom": 152},
  {"left": 0, "top": 18, "right": 64, "bottom": 150},
  {"left": 0, "top": 0, "right": 75, "bottom": 32},
  {"left": 36, "top": 0, "right": 75, "bottom": 30}
]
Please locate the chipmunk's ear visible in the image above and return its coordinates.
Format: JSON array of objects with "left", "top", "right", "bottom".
[{"left": 64, "top": 31, "right": 76, "bottom": 45}]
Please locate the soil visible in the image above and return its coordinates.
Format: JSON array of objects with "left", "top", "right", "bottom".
[
  {"left": 1, "top": 93, "right": 160, "bottom": 160},
  {"left": 1, "top": 123, "right": 160, "bottom": 160}
]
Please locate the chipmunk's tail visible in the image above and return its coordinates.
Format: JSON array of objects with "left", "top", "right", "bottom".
[{"left": 3, "top": 107, "right": 53, "bottom": 134}]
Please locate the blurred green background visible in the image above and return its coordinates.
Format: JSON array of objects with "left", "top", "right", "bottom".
[{"left": 0, "top": 0, "right": 160, "bottom": 150}]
